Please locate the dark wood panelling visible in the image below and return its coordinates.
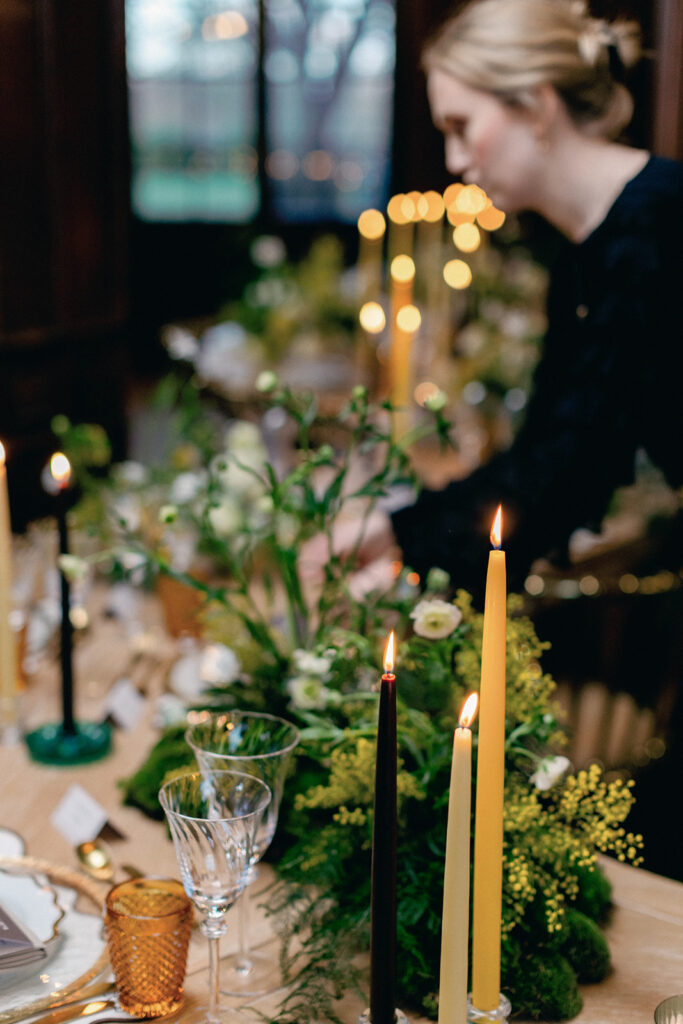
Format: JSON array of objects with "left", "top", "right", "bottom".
[{"left": 0, "top": 0, "right": 130, "bottom": 529}]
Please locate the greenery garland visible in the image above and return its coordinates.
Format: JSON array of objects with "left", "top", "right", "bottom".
[
  {"left": 120, "top": 590, "right": 641, "bottom": 1022},
  {"left": 57, "top": 374, "right": 642, "bottom": 1021}
]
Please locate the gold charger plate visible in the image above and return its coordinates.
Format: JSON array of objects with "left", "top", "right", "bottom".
[{"left": 0, "top": 856, "right": 110, "bottom": 1024}]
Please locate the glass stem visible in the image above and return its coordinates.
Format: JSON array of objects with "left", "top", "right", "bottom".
[
  {"left": 236, "top": 884, "right": 252, "bottom": 974},
  {"left": 207, "top": 933, "right": 221, "bottom": 1022}
]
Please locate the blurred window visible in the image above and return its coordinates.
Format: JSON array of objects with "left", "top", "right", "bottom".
[{"left": 125, "top": 0, "right": 395, "bottom": 223}]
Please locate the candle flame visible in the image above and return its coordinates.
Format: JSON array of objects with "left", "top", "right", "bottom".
[
  {"left": 459, "top": 692, "right": 479, "bottom": 729},
  {"left": 50, "top": 452, "right": 71, "bottom": 488},
  {"left": 0, "top": 441, "right": 5, "bottom": 467},
  {"left": 490, "top": 505, "right": 503, "bottom": 549},
  {"left": 383, "top": 631, "right": 395, "bottom": 674}
]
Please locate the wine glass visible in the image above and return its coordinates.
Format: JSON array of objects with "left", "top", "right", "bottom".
[
  {"left": 158, "top": 769, "right": 271, "bottom": 1023},
  {"left": 185, "top": 710, "right": 300, "bottom": 995}
]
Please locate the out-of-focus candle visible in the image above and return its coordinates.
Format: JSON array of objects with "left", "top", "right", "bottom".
[
  {"left": 472, "top": 506, "right": 507, "bottom": 1011},
  {"left": 357, "top": 208, "right": 386, "bottom": 303},
  {"left": 439, "top": 692, "right": 479, "bottom": 1024},
  {"left": 0, "top": 441, "right": 17, "bottom": 701},
  {"left": 370, "top": 631, "right": 398, "bottom": 1024},
  {"left": 390, "top": 303, "right": 421, "bottom": 440},
  {"left": 387, "top": 194, "right": 414, "bottom": 262}
]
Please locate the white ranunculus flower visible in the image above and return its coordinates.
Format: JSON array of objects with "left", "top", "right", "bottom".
[
  {"left": 199, "top": 644, "right": 241, "bottom": 685},
  {"left": 170, "top": 470, "right": 206, "bottom": 505},
  {"left": 286, "top": 675, "right": 339, "bottom": 711},
  {"left": 410, "top": 598, "right": 463, "bottom": 639},
  {"left": 110, "top": 493, "right": 142, "bottom": 532},
  {"left": 113, "top": 460, "right": 149, "bottom": 486},
  {"left": 530, "top": 755, "right": 571, "bottom": 791},
  {"left": 208, "top": 498, "right": 243, "bottom": 538},
  {"left": 292, "top": 649, "right": 332, "bottom": 677}
]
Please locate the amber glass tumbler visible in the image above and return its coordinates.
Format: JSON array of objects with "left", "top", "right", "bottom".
[{"left": 105, "top": 877, "right": 193, "bottom": 1017}]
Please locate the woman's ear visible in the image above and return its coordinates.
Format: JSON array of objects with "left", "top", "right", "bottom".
[{"left": 518, "top": 83, "right": 561, "bottom": 148}]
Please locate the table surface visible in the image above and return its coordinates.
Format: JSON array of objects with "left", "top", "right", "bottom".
[{"left": 1, "top": 588, "right": 681, "bottom": 1024}]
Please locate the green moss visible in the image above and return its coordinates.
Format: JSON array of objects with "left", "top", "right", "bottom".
[
  {"left": 509, "top": 951, "right": 583, "bottom": 1021},
  {"left": 573, "top": 864, "right": 613, "bottom": 922},
  {"left": 557, "top": 909, "right": 611, "bottom": 983}
]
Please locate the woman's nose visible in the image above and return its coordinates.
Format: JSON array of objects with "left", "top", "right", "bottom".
[{"left": 445, "top": 136, "right": 468, "bottom": 177}]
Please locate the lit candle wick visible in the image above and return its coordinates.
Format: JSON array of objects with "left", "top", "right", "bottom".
[
  {"left": 50, "top": 452, "right": 72, "bottom": 490},
  {"left": 459, "top": 692, "right": 479, "bottom": 730},
  {"left": 383, "top": 630, "right": 395, "bottom": 675},
  {"left": 490, "top": 505, "right": 503, "bottom": 550}
]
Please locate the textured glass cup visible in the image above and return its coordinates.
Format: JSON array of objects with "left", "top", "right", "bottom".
[
  {"left": 159, "top": 768, "right": 271, "bottom": 1023},
  {"left": 185, "top": 710, "right": 299, "bottom": 996},
  {"left": 105, "top": 877, "right": 193, "bottom": 1018}
]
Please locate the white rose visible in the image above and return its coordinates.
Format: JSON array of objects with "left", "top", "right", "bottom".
[
  {"left": 410, "top": 598, "right": 463, "bottom": 639},
  {"left": 199, "top": 644, "right": 241, "bottom": 685},
  {"left": 530, "top": 756, "right": 571, "bottom": 791}
]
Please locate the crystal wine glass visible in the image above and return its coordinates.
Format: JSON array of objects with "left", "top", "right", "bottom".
[
  {"left": 185, "top": 710, "right": 300, "bottom": 995},
  {"left": 158, "top": 768, "right": 271, "bottom": 1023}
]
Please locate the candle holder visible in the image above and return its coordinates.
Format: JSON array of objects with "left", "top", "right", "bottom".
[
  {"left": 24, "top": 719, "right": 111, "bottom": 765},
  {"left": 467, "top": 993, "right": 511, "bottom": 1023},
  {"left": 23, "top": 455, "right": 113, "bottom": 766},
  {"left": 357, "top": 1009, "right": 410, "bottom": 1024},
  {"left": 654, "top": 994, "right": 683, "bottom": 1024}
]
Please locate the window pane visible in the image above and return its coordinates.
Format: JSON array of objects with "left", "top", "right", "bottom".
[
  {"left": 266, "top": 0, "right": 395, "bottom": 222},
  {"left": 125, "top": 0, "right": 394, "bottom": 223},
  {"left": 126, "top": 0, "right": 260, "bottom": 222}
]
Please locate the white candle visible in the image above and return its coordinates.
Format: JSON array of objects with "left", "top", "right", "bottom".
[
  {"left": 0, "top": 441, "right": 17, "bottom": 700},
  {"left": 439, "top": 693, "right": 479, "bottom": 1024}
]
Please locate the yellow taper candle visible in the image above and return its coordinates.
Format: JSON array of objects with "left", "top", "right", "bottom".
[
  {"left": 472, "top": 505, "right": 506, "bottom": 1011},
  {"left": 439, "top": 692, "right": 479, "bottom": 1024},
  {"left": 0, "top": 441, "right": 18, "bottom": 701}
]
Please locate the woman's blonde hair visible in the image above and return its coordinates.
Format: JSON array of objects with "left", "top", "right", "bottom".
[{"left": 423, "top": 0, "right": 642, "bottom": 139}]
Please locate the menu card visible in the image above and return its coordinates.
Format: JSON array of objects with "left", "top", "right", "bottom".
[{"left": 0, "top": 902, "right": 46, "bottom": 969}]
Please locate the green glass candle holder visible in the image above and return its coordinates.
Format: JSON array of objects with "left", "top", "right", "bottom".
[{"left": 24, "top": 719, "right": 112, "bottom": 765}]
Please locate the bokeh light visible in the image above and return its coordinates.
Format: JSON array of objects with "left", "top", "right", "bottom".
[
  {"left": 359, "top": 301, "right": 386, "bottom": 333},
  {"left": 358, "top": 208, "right": 386, "bottom": 240},
  {"left": 395, "top": 304, "right": 421, "bottom": 332},
  {"left": 390, "top": 254, "right": 416, "bottom": 283},
  {"left": 443, "top": 258, "right": 472, "bottom": 289}
]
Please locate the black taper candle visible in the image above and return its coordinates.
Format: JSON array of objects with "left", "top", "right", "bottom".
[
  {"left": 55, "top": 486, "right": 75, "bottom": 735},
  {"left": 370, "top": 633, "right": 397, "bottom": 1024}
]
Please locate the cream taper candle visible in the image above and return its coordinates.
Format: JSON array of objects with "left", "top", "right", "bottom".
[{"left": 439, "top": 692, "right": 479, "bottom": 1024}]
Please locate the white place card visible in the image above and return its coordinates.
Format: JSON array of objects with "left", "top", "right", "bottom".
[
  {"left": 50, "top": 784, "right": 109, "bottom": 846},
  {"left": 101, "top": 676, "right": 146, "bottom": 731}
]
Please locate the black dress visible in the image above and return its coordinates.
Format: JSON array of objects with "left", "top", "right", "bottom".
[{"left": 392, "top": 154, "right": 683, "bottom": 603}]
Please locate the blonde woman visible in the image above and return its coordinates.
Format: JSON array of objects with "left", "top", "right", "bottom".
[{"left": 388, "top": 0, "right": 683, "bottom": 599}]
